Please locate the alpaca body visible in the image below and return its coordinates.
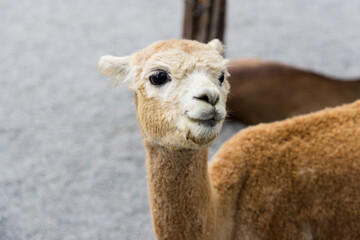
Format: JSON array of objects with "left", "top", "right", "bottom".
[
  {"left": 227, "top": 59, "right": 360, "bottom": 124},
  {"left": 97, "top": 39, "right": 360, "bottom": 239},
  {"left": 211, "top": 100, "right": 360, "bottom": 239}
]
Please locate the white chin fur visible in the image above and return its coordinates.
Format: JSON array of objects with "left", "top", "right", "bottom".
[{"left": 178, "top": 116, "right": 223, "bottom": 145}]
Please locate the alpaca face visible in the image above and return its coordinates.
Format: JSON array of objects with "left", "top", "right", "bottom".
[{"left": 98, "top": 39, "right": 230, "bottom": 149}]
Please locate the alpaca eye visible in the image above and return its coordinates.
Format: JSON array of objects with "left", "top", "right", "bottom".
[
  {"left": 149, "top": 71, "right": 170, "bottom": 86},
  {"left": 218, "top": 72, "right": 225, "bottom": 85}
]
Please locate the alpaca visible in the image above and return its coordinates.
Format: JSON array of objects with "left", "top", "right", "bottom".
[
  {"left": 97, "top": 39, "right": 360, "bottom": 240},
  {"left": 227, "top": 58, "right": 360, "bottom": 124}
]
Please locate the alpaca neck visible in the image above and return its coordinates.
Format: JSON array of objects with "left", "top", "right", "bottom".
[{"left": 144, "top": 143, "right": 216, "bottom": 239}]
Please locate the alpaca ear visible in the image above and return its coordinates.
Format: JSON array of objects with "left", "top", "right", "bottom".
[
  {"left": 97, "top": 55, "right": 134, "bottom": 87},
  {"left": 208, "top": 39, "right": 225, "bottom": 56}
]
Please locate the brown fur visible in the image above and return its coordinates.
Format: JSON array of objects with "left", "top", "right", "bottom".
[
  {"left": 227, "top": 59, "right": 360, "bottom": 124},
  {"left": 211, "top": 100, "right": 360, "bottom": 239},
  {"left": 97, "top": 40, "right": 360, "bottom": 239}
]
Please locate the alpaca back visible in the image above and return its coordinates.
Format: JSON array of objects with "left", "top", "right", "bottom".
[
  {"left": 210, "top": 100, "right": 360, "bottom": 239},
  {"left": 226, "top": 59, "right": 360, "bottom": 124}
]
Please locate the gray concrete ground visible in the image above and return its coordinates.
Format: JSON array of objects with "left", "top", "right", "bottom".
[{"left": 1, "top": 0, "right": 359, "bottom": 239}]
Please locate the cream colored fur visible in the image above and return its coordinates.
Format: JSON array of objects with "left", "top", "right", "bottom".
[{"left": 97, "top": 39, "right": 360, "bottom": 240}]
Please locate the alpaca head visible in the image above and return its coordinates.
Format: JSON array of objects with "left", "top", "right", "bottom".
[{"left": 97, "top": 39, "right": 230, "bottom": 149}]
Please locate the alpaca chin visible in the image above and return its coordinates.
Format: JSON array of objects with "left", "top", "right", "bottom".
[{"left": 180, "top": 117, "right": 224, "bottom": 148}]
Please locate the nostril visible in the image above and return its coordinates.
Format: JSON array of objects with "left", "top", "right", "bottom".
[
  {"left": 193, "top": 94, "right": 219, "bottom": 106},
  {"left": 213, "top": 96, "right": 219, "bottom": 105},
  {"left": 194, "top": 95, "right": 210, "bottom": 104}
]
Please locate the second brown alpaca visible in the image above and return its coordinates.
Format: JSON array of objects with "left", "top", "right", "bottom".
[{"left": 227, "top": 59, "right": 360, "bottom": 124}]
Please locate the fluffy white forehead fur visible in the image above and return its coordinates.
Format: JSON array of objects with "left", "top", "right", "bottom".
[
  {"left": 143, "top": 51, "right": 230, "bottom": 99},
  {"left": 97, "top": 39, "right": 229, "bottom": 87}
]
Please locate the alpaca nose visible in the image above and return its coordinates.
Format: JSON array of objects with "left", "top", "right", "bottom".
[{"left": 193, "top": 88, "right": 220, "bottom": 106}]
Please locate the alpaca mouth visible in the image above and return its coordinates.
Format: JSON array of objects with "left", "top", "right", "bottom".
[
  {"left": 186, "top": 110, "right": 225, "bottom": 127},
  {"left": 188, "top": 117, "right": 219, "bottom": 127}
]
